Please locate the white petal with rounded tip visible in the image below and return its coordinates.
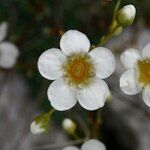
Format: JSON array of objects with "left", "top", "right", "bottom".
[
  {"left": 63, "top": 146, "right": 79, "bottom": 150},
  {"left": 38, "top": 48, "right": 66, "bottom": 80},
  {"left": 120, "top": 48, "right": 141, "bottom": 69},
  {"left": 89, "top": 47, "right": 115, "bottom": 79},
  {"left": 77, "top": 78, "right": 109, "bottom": 111},
  {"left": 60, "top": 30, "right": 90, "bottom": 56},
  {"left": 0, "top": 22, "right": 8, "bottom": 42},
  {"left": 142, "top": 43, "right": 150, "bottom": 58},
  {"left": 47, "top": 78, "right": 77, "bottom": 111},
  {"left": 81, "top": 139, "right": 106, "bottom": 150},
  {"left": 120, "top": 69, "right": 142, "bottom": 95},
  {"left": 142, "top": 87, "right": 150, "bottom": 107},
  {"left": 0, "top": 42, "right": 19, "bottom": 69}
]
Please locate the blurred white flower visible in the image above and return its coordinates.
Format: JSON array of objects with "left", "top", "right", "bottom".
[
  {"left": 38, "top": 30, "right": 115, "bottom": 111},
  {"left": 117, "top": 4, "right": 136, "bottom": 27},
  {"left": 63, "top": 139, "right": 106, "bottom": 150},
  {"left": 30, "top": 120, "right": 45, "bottom": 135},
  {"left": 120, "top": 43, "right": 150, "bottom": 106},
  {"left": 0, "top": 22, "right": 19, "bottom": 69}
]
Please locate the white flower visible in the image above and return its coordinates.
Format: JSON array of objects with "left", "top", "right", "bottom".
[
  {"left": 38, "top": 30, "right": 115, "bottom": 111},
  {"left": 0, "top": 22, "right": 19, "bottom": 69},
  {"left": 120, "top": 44, "right": 150, "bottom": 106},
  {"left": 30, "top": 120, "right": 45, "bottom": 134},
  {"left": 63, "top": 139, "right": 106, "bottom": 150},
  {"left": 117, "top": 4, "right": 136, "bottom": 27}
]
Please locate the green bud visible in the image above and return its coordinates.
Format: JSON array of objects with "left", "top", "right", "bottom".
[
  {"left": 117, "top": 5, "right": 136, "bottom": 27},
  {"left": 30, "top": 110, "right": 54, "bottom": 134},
  {"left": 62, "top": 118, "right": 77, "bottom": 135}
]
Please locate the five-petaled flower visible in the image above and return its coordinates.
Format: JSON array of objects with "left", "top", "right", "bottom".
[
  {"left": 63, "top": 139, "right": 106, "bottom": 150},
  {"left": 0, "top": 22, "right": 19, "bottom": 69},
  {"left": 120, "top": 44, "right": 150, "bottom": 106},
  {"left": 38, "top": 30, "right": 115, "bottom": 111}
]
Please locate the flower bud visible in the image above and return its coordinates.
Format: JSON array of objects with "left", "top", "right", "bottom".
[
  {"left": 30, "top": 110, "right": 54, "bottom": 134},
  {"left": 30, "top": 120, "right": 46, "bottom": 134},
  {"left": 117, "top": 5, "right": 136, "bottom": 27},
  {"left": 62, "top": 118, "right": 76, "bottom": 135}
]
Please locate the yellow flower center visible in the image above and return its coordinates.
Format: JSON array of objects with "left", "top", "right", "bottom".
[
  {"left": 63, "top": 53, "right": 95, "bottom": 87},
  {"left": 137, "top": 58, "right": 150, "bottom": 86},
  {"left": 71, "top": 62, "right": 86, "bottom": 80}
]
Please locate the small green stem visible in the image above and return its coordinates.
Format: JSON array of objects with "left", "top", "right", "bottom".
[
  {"left": 92, "top": 110, "right": 102, "bottom": 138},
  {"left": 48, "top": 108, "right": 55, "bottom": 116},
  {"left": 35, "top": 138, "right": 86, "bottom": 149},
  {"left": 113, "top": 0, "right": 121, "bottom": 21},
  {"left": 72, "top": 131, "right": 81, "bottom": 140},
  {"left": 97, "top": 0, "right": 122, "bottom": 47},
  {"left": 98, "top": 24, "right": 120, "bottom": 46}
]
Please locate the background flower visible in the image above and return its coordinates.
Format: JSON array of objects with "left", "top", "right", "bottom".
[
  {"left": 120, "top": 44, "right": 150, "bottom": 106},
  {"left": 0, "top": 22, "right": 19, "bottom": 69}
]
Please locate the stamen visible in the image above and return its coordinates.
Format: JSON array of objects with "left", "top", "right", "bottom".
[
  {"left": 137, "top": 58, "right": 150, "bottom": 86},
  {"left": 63, "top": 53, "right": 95, "bottom": 87},
  {"left": 70, "top": 62, "right": 86, "bottom": 80}
]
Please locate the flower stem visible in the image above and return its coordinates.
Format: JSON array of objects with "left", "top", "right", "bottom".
[
  {"left": 113, "top": 0, "right": 121, "bottom": 21},
  {"left": 92, "top": 110, "right": 102, "bottom": 138},
  {"left": 35, "top": 138, "right": 86, "bottom": 149},
  {"left": 48, "top": 108, "right": 55, "bottom": 117},
  {"left": 97, "top": 0, "right": 122, "bottom": 47},
  {"left": 34, "top": 114, "right": 90, "bottom": 149},
  {"left": 72, "top": 131, "right": 81, "bottom": 140},
  {"left": 98, "top": 24, "right": 120, "bottom": 47}
]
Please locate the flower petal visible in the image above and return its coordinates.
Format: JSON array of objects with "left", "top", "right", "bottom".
[
  {"left": 142, "top": 87, "right": 150, "bottom": 107},
  {"left": 77, "top": 78, "right": 109, "bottom": 111},
  {"left": 63, "top": 146, "right": 79, "bottom": 150},
  {"left": 81, "top": 139, "right": 106, "bottom": 150},
  {"left": 89, "top": 47, "right": 115, "bottom": 79},
  {"left": 120, "top": 48, "right": 141, "bottom": 69},
  {"left": 142, "top": 43, "right": 150, "bottom": 58},
  {"left": 60, "top": 30, "right": 90, "bottom": 56},
  {"left": 0, "top": 42, "right": 19, "bottom": 69},
  {"left": 0, "top": 22, "right": 8, "bottom": 42},
  {"left": 38, "top": 48, "right": 66, "bottom": 80},
  {"left": 47, "top": 78, "right": 77, "bottom": 111},
  {"left": 120, "top": 69, "right": 142, "bottom": 95}
]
